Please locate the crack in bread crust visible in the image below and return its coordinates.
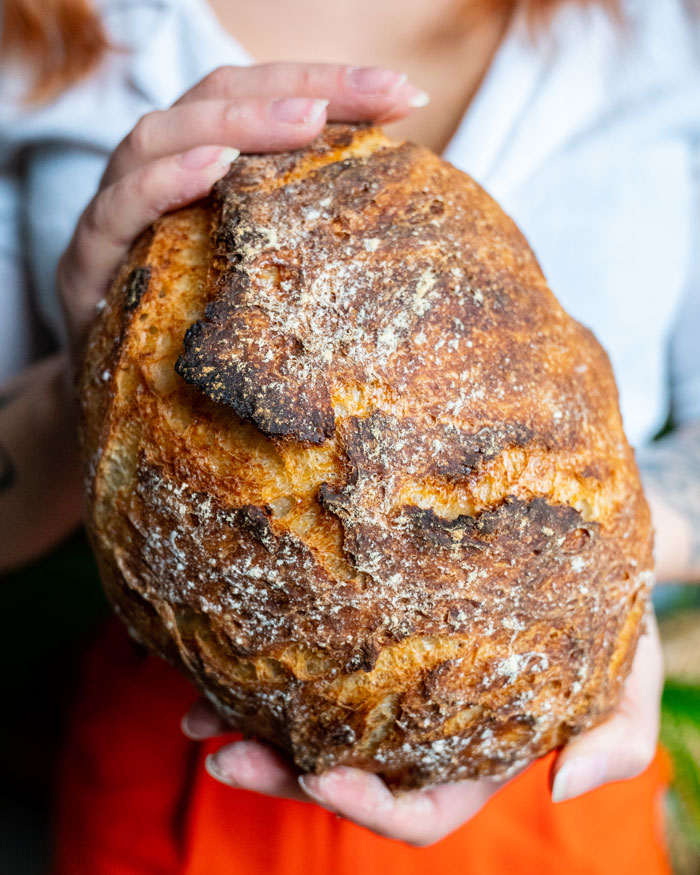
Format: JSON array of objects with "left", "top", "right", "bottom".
[{"left": 80, "top": 125, "right": 653, "bottom": 791}]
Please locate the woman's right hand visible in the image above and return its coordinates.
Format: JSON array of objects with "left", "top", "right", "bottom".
[
  {"left": 180, "top": 613, "right": 663, "bottom": 847},
  {"left": 56, "top": 62, "right": 428, "bottom": 357}
]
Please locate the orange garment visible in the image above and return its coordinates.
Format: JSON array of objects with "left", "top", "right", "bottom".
[{"left": 52, "top": 620, "right": 671, "bottom": 875}]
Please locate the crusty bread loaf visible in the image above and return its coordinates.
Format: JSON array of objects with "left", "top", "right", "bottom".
[{"left": 79, "top": 124, "right": 653, "bottom": 791}]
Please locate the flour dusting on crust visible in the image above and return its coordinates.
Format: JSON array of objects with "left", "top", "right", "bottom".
[{"left": 79, "top": 125, "right": 653, "bottom": 791}]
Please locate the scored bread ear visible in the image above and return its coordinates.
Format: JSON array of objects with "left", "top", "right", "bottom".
[
  {"left": 176, "top": 124, "right": 393, "bottom": 443},
  {"left": 177, "top": 301, "right": 336, "bottom": 444}
]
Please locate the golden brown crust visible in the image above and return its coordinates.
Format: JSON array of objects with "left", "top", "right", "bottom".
[{"left": 79, "top": 124, "right": 653, "bottom": 791}]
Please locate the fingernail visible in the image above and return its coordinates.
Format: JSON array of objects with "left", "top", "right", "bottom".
[
  {"left": 205, "top": 749, "right": 249, "bottom": 787},
  {"left": 347, "top": 66, "right": 408, "bottom": 94},
  {"left": 181, "top": 700, "right": 230, "bottom": 740},
  {"left": 298, "top": 773, "right": 343, "bottom": 814},
  {"left": 206, "top": 741, "right": 263, "bottom": 787},
  {"left": 406, "top": 88, "right": 431, "bottom": 108},
  {"left": 269, "top": 97, "right": 328, "bottom": 124},
  {"left": 298, "top": 773, "right": 327, "bottom": 804},
  {"left": 299, "top": 775, "right": 328, "bottom": 805},
  {"left": 205, "top": 753, "right": 233, "bottom": 784},
  {"left": 181, "top": 712, "right": 217, "bottom": 741},
  {"left": 178, "top": 145, "right": 239, "bottom": 171},
  {"left": 551, "top": 753, "right": 608, "bottom": 803},
  {"left": 180, "top": 713, "right": 201, "bottom": 740}
]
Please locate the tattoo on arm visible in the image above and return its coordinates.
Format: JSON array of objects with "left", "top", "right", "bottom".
[
  {"left": 637, "top": 426, "right": 700, "bottom": 565},
  {"left": 0, "top": 393, "right": 17, "bottom": 493}
]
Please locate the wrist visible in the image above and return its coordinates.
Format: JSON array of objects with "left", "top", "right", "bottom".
[
  {"left": 0, "top": 353, "right": 83, "bottom": 573},
  {"left": 642, "top": 481, "right": 693, "bottom": 584}
]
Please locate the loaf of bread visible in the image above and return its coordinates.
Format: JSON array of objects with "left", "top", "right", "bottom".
[{"left": 79, "top": 124, "right": 653, "bottom": 791}]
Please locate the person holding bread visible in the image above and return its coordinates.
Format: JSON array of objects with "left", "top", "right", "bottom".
[{"left": 0, "top": 0, "right": 698, "bottom": 871}]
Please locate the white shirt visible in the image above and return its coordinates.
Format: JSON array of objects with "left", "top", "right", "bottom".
[{"left": 0, "top": 0, "right": 698, "bottom": 447}]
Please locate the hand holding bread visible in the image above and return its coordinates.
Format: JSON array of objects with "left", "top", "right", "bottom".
[
  {"left": 183, "top": 616, "right": 662, "bottom": 846},
  {"left": 57, "top": 62, "right": 427, "bottom": 356}
]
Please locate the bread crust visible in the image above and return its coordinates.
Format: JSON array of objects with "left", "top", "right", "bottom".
[{"left": 79, "top": 124, "right": 653, "bottom": 791}]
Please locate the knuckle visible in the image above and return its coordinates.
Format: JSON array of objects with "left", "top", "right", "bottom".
[
  {"left": 56, "top": 234, "right": 98, "bottom": 314},
  {"left": 97, "top": 158, "right": 117, "bottom": 189},
  {"left": 299, "top": 64, "right": 324, "bottom": 94},
  {"left": 55, "top": 250, "right": 72, "bottom": 298},
  {"left": 335, "top": 63, "right": 352, "bottom": 92},
  {"left": 220, "top": 99, "right": 240, "bottom": 128},
  {"left": 85, "top": 182, "right": 131, "bottom": 249},
  {"left": 129, "top": 163, "right": 177, "bottom": 222},
  {"left": 126, "top": 112, "right": 159, "bottom": 160},
  {"left": 65, "top": 235, "right": 90, "bottom": 279},
  {"left": 125, "top": 165, "right": 156, "bottom": 208},
  {"left": 202, "top": 65, "right": 239, "bottom": 94},
  {"left": 255, "top": 61, "right": 284, "bottom": 89},
  {"left": 81, "top": 194, "right": 109, "bottom": 241}
]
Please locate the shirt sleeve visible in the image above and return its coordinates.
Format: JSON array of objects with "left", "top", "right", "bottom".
[
  {"left": 0, "top": 157, "right": 39, "bottom": 382},
  {"left": 23, "top": 143, "right": 110, "bottom": 342}
]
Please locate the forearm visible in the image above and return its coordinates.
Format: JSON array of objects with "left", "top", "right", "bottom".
[
  {"left": 637, "top": 424, "right": 700, "bottom": 583},
  {"left": 0, "top": 353, "right": 82, "bottom": 573}
]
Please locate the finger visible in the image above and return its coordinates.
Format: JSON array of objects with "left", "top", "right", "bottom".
[
  {"left": 181, "top": 698, "right": 232, "bottom": 740},
  {"left": 176, "top": 62, "right": 429, "bottom": 120},
  {"left": 58, "top": 144, "right": 238, "bottom": 354},
  {"left": 103, "top": 96, "right": 329, "bottom": 185},
  {"left": 299, "top": 767, "right": 503, "bottom": 846},
  {"left": 551, "top": 612, "right": 663, "bottom": 803},
  {"left": 206, "top": 739, "right": 309, "bottom": 803}
]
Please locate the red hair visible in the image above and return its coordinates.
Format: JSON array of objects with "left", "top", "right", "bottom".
[
  {"left": 516, "top": 0, "right": 622, "bottom": 22},
  {"left": 1, "top": 0, "right": 111, "bottom": 102},
  {"left": 2, "top": 0, "right": 622, "bottom": 103}
]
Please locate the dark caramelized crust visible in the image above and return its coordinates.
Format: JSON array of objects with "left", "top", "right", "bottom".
[{"left": 79, "top": 124, "right": 653, "bottom": 791}]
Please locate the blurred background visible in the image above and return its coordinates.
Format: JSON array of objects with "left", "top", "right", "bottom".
[{"left": 1, "top": 532, "right": 698, "bottom": 875}]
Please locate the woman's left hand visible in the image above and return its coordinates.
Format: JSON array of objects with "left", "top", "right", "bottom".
[{"left": 181, "top": 611, "right": 663, "bottom": 846}]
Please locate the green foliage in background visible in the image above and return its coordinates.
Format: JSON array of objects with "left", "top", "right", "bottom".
[{"left": 661, "top": 679, "right": 700, "bottom": 856}]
